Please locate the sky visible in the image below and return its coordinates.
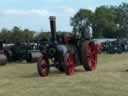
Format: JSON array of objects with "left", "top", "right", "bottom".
[{"left": 0, "top": 0, "right": 128, "bottom": 32}]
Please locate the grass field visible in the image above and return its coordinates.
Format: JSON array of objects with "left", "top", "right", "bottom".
[{"left": 0, "top": 54, "right": 128, "bottom": 96}]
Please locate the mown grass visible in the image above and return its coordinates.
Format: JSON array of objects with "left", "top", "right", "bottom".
[{"left": 0, "top": 53, "right": 128, "bottom": 96}]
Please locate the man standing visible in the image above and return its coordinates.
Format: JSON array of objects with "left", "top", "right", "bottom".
[{"left": 81, "top": 21, "right": 93, "bottom": 40}]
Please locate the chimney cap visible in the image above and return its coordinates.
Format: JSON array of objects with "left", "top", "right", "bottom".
[{"left": 49, "top": 16, "right": 56, "bottom": 21}]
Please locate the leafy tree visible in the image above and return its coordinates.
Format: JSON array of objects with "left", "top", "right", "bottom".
[
  {"left": 34, "top": 32, "right": 50, "bottom": 42},
  {"left": 0, "top": 28, "right": 12, "bottom": 43},
  {"left": 94, "top": 6, "right": 118, "bottom": 38},
  {"left": 0, "top": 26, "right": 34, "bottom": 43},
  {"left": 11, "top": 26, "right": 23, "bottom": 43},
  {"left": 23, "top": 29, "right": 34, "bottom": 42},
  {"left": 115, "top": 3, "right": 128, "bottom": 38}
]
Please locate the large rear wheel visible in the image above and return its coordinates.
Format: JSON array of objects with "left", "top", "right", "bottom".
[
  {"left": 37, "top": 55, "right": 49, "bottom": 77},
  {"left": 81, "top": 41, "right": 97, "bottom": 71}
]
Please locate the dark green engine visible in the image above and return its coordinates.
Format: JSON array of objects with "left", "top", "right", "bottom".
[{"left": 37, "top": 16, "right": 98, "bottom": 77}]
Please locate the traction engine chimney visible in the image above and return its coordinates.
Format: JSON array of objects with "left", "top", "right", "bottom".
[{"left": 49, "top": 16, "right": 56, "bottom": 42}]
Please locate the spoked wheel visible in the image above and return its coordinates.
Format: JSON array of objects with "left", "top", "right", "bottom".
[
  {"left": 82, "top": 41, "right": 98, "bottom": 71},
  {"left": 64, "top": 51, "right": 76, "bottom": 75},
  {"left": 37, "top": 55, "right": 49, "bottom": 77}
]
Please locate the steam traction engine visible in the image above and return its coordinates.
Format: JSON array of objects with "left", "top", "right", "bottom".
[{"left": 37, "top": 16, "right": 98, "bottom": 77}]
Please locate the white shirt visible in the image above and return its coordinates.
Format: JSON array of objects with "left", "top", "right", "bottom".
[
  {"left": 84, "top": 25, "right": 93, "bottom": 39},
  {"left": 89, "top": 26, "right": 93, "bottom": 38}
]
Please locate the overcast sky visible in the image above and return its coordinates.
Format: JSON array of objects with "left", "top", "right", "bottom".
[{"left": 0, "top": 0, "right": 127, "bottom": 32}]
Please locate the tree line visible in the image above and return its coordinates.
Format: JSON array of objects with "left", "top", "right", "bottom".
[
  {"left": 71, "top": 2, "right": 128, "bottom": 38},
  {"left": 0, "top": 26, "right": 70, "bottom": 43},
  {"left": 0, "top": 26, "right": 35, "bottom": 43}
]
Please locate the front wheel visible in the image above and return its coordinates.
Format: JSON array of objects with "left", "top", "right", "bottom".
[
  {"left": 37, "top": 55, "right": 49, "bottom": 77},
  {"left": 63, "top": 51, "right": 76, "bottom": 75}
]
